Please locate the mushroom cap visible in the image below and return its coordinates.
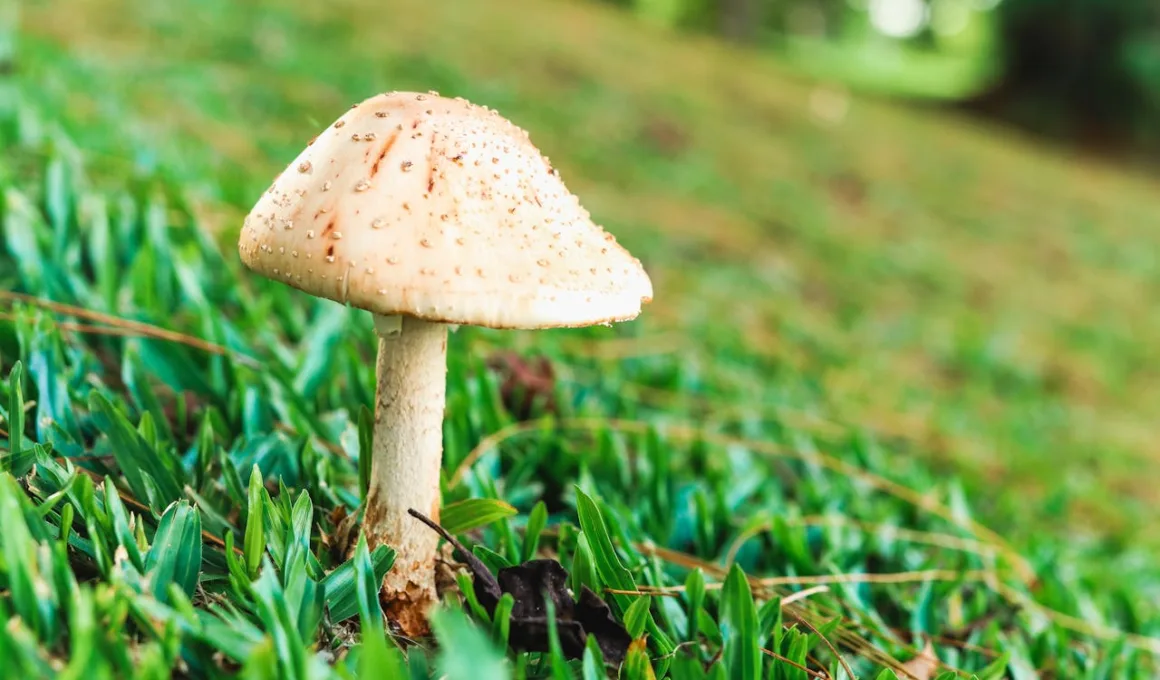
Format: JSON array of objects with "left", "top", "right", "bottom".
[{"left": 238, "top": 91, "right": 653, "bottom": 329}]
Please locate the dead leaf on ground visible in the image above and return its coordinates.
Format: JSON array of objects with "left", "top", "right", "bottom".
[
  {"left": 409, "top": 508, "right": 632, "bottom": 666},
  {"left": 898, "top": 641, "right": 940, "bottom": 680},
  {"left": 486, "top": 350, "right": 558, "bottom": 420}
]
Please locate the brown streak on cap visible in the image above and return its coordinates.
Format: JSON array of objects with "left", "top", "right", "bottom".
[
  {"left": 370, "top": 131, "right": 400, "bottom": 178},
  {"left": 426, "top": 131, "right": 439, "bottom": 194}
]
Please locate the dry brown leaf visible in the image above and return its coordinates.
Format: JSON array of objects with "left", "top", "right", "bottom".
[{"left": 898, "top": 641, "right": 940, "bottom": 680}]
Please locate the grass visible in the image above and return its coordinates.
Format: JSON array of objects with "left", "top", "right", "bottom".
[{"left": 2, "top": 0, "right": 1160, "bottom": 676}]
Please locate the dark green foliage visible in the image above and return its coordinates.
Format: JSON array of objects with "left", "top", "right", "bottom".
[
  {"left": 980, "top": 0, "right": 1160, "bottom": 148},
  {"left": 603, "top": 0, "right": 1160, "bottom": 157}
]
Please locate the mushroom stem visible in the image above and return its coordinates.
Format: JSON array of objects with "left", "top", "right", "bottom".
[{"left": 363, "top": 313, "right": 449, "bottom": 636}]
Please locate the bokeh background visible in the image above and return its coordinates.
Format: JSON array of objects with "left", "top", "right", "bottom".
[
  {"left": 4, "top": 0, "right": 1160, "bottom": 674},
  {"left": 12, "top": 0, "right": 1160, "bottom": 555},
  {"left": 613, "top": 0, "right": 1160, "bottom": 161}
]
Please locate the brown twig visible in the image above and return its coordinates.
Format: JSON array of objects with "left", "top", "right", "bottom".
[
  {"left": 604, "top": 569, "right": 1000, "bottom": 596},
  {"left": 0, "top": 293, "right": 260, "bottom": 367},
  {"left": 761, "top": 648, "right": 829, "bottom": 679},
  {"left": 792, "top": 613, "right": 856, "bottom": 680}
]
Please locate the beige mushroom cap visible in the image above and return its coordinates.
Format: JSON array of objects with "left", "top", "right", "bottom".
[{"left": 238, "top": 91, "right": 653, "bottom": 329}]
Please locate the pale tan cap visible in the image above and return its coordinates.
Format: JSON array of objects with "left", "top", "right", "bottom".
[{"left": 238, "top": 91, "right": 653, "bottom": 329}]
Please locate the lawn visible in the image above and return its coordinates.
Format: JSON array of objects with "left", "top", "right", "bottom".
[{"left": 3, "top": 0, "right": 1160, "bottom": 676}]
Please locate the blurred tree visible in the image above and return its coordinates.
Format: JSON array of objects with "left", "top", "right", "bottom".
[
  {"left": 605, "top": 0, "right": 721, "bottom": 36},
  {"left": 596, "top": 0, "right": 1160, "bottom": 157},
  {"left": 966, "top": 0, "right": 1160, "bottom": 151},
  {"left": 719, "top": 0, "right": 760, "bottom": 42}
]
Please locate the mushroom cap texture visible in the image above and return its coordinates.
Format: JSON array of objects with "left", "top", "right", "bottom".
[{"left": 238, "top": 91, "right": 653, "bottom": 329}]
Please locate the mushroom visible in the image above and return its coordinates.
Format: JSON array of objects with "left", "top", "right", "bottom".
[{"left": 237, "top": 91, "right": 653, "bottom": 635}]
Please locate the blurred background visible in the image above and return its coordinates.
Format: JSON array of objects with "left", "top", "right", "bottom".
[
  {"left": 4, "top": 0, "right": 1160, "bottom": 672},
  {"left": 605, "top": 0, "right": 1160, "bottom": 163},
  {"left": 9, "top": 0, "right": 1160, "bottom": 555}
]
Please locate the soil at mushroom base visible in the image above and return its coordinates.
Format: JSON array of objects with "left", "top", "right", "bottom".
[{"left": 236, "top": 90, "right": 653, "bottom": 635}]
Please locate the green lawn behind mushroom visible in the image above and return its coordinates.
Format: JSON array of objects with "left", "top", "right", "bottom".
[{"left": 3, "top": 0, "right": 1160, "bottom": 677}]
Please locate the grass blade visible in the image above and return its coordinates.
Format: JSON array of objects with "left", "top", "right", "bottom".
[
  {"left": 440, "top": 497, "right": 518, "bottom": 535},
  {"left": 145, "top": 501, "right": 203, "bottom": 603},
  {"left": 719, "top": 564, "right": 760, "bottom": 680}
]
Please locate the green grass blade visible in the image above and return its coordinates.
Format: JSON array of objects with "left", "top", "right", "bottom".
[
  {"left": 88, "top": 392, "right": 182, "bottom": 506},
  {"left": 543, "top": 595, "right": 574, "bottom": 680},
  {"left": 581, "top": 634, "right": 606, "bottom": 680},
  {"left": 244, "top": 464, "right": 266, "bottom": 580},
  {"left": 574, "top": 488, "right": 674, "bottom": 654},
  {"left": 719, "top": 564, "right": 760, "bottom": 680},
  {"left": 145, "top": 501, "right": 203, "bottom": 603},
  {"left": 321, "top": 543, "right": 396, "bottom": 623},
  {"left": 439, "top": 497, "right": 518, "bottom": 535},
  {"left": 358, "top": 405, "right": 373, "bottom": 502},
  {"left": 623, "top": 595, "right": 651, "bottom": 640},
  {"left": 430, "top": 606, "right": 511, "bottom": 680},
  {"left": 522, "top": 500, "right": 548, "bottom": 562},
  {"left": 353, "top": 533, "right": 385, "bottom": 635}
]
